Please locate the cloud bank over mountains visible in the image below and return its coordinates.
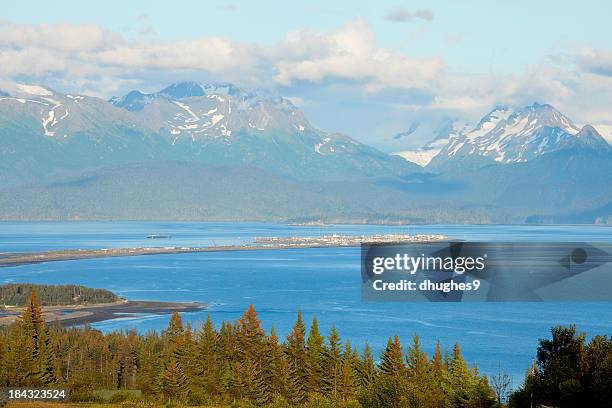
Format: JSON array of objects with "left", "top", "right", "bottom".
[
  {"left": 0, "top": 19, "right": 444, "bottom": 93},
  {"left": 1, "top": 16, "right": 612, "bottom": 146}
]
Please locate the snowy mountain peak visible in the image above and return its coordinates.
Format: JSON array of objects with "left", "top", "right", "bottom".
[
  {"left": 160, "top": 81, "right": 206, "bottom": 98},
  {"left": 509, "top": 102, "right": 579, "bottom": 134},
  {"left": 159, "top": 81, "right": 254, "bottom": 100},
  {"left": 108, "top": 82, "right": 351, "bottom": 156},
  {"left": 109, "top": 90, "right": 155, "bottom": 112},
  {"left": 574, "top": 125, "right": 612, "bottom": 151},
  {"left": 438, "top": 103, "right": 594, "bottom": 164},
  {"left": 467, "top": 103, "right": 579, "bottom": 143},
  {"left": 110, "top": 82, "right": 281, "bottom": 112},
  {"left": 399, "top": 103, "right": 609, "bottom": 168},
  {"left": 0, "top": 83, "right": 135, "bottom": 140},
  {"left": 467, "top": 106, "right": 512, "bottom": 140}
]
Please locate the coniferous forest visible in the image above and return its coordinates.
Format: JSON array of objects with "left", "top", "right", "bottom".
[
  {"left": 0, "top": 284, "right": 119, "bottom": 307},
  {"left": 0, "top": 292, "right": 497, "bottom": 407},
  {"left": 509, "top": 325, "right": 612, "bottom": 408},
  {"left": 2, "top": 293, "right": 612, "bottom": 407}
]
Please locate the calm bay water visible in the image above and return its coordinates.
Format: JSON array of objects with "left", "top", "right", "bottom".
[{"left": 1, "top": 221, "right": 611, "bottom": 385}]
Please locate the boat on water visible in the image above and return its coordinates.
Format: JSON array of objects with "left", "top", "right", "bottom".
[{"left": 146, "top": 234, "right": 170, "bottom": 239}]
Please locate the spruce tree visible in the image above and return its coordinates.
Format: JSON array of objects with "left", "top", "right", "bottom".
[
  {"left": 356, "top": 342, "right": 377, "bottom": 388},
  {"left": 255, "top": 327, "right": 280, "bottom": 404},
  {"left": 285, "top": 311, "right": 308, "bottom": 404},
  {"left": 13, "top": 291, "right": 56, "bottom": 386},
  {"left": 265, "top": 327, "right": 290, "bottom": 400},
  {"left": 408, "top": 334, "right": 441, "bottom": 406},
  {"left": 429, "top": 340, "right": 449, "bottom": 407},
  {"left": 158, "top": 312, "right": 189, "bottom": 401},
  {"left": 321, "top": 325, "right": 343, "bottom": 400},
  {"left": 235, "top": 306, "right": 269, "bottom": 404},
  {"left": 236, "top": 304, "right": 265, "bottom": 361},
  {"left": 182, "top": 323, "right": 198, "bottom": 393},
  {"left": 218, "top": 320, "right": 237, "bottom": 366},
  {"left": 407, "top": 333, "right": 431, "bottom": 380},
  {"left": 449, "top": 342, "right": 470, "bottom": 384},
  {"left": 380, "top": 335, "right": 405, "bottom": 376},
  {"left": 159, "top": 360, "right": 189, "bottom": 401},
  {"left": 196, "top": 315, "right": 221, "bottom": 395},
  {"left": 448, "top": 342, "right": 473, "bottom": 406},
  {"left": 339, "top": 340, "right": 356, "bottom": 402},
  {"left": 136, "top": 333, "right": 162, "bottom": 395},
  {"left": 432, "top": 340, "right": 444, "bottom": 374},
  {"left": 306, "top": 315, "right": 325, "bottom": 393},
  {"left": 5, "top": 318, "right": 26, "bottom": 385},
  {"left": 165, "top": 312, "right": 185, "bottom": 340}
]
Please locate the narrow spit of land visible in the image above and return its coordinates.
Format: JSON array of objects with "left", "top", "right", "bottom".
[
  {"left": 0, "top": 234, "right": 445, "bottom": 268},
  {"left": 0, "top": 300, "right": 205, "bottom": 327}
]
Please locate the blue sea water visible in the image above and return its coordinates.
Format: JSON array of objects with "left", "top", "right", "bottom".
[{"left": 1, "top": 221, "right": 611, "bottom": 386}]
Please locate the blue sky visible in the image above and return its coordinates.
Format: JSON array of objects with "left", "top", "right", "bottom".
[
  {"left": 2, "top": 0, "right": 612, "bottom": 149},
  {"left": 4, "top": 0, "right": 610, "bottom": 72}
]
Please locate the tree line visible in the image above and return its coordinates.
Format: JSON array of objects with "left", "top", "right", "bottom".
[
  {"left": 0, "top": 283, "right": 119, "bottom": 307},
  {"left": 0, "top": 292, "right": 498, "bottom": 407},
  {"left": 509, "top": 325, "right": 612, "bottom": 408}
]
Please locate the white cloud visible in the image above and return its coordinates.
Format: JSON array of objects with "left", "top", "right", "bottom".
[
  {"left": 0, "top": 20, "right": 121, "bottom": 52},
  {"left": 285, "top": 96, "right": 305, "bottom": 106},
  {"left": 273, "top": 19, "right": 445, "bottom": 89},
  {"left": 573, "top": 47, "right": 612, "bottom": 77},
  {"left": 0, "top": 18, "right": 445, "bottom": 98},
  {"left": 0, "top": 19, "right": 268, "bottom": 96},
  {"left": 93, "top": 37, "right": 245, "bottom": 71},
  {"left": 385, "top": 8, "right": 434, "bottom": 22}
]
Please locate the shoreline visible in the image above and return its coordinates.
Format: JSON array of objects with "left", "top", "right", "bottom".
[{"left": 0, "top": 300, "right": 205, "bottom": 328}]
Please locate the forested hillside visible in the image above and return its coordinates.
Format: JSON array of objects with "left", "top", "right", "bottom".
[{"left": 0, "top": 292, "right": 497, "bottom": 407}]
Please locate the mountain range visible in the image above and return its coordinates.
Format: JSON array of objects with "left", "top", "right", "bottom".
[
  {"left": 396, "top": 103, "right": 611, "bottom": 168},
  {"left": 0, "top": 82, "right": 611, "bottom": 223},
  {"left": 0, "top": 81, "right": 416, "bottom": 187}
]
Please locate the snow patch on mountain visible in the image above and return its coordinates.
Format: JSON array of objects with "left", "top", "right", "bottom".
[
  {"left": 395, "top": 149, "right": 440, "bottom": 167},
  {"left": 211, "top": 114, "right": 224, "bottom": 126},
  {"left": 16, "top": 84, "right": 53, "bottom": 96},
  {"left": 466, "top": 107, "right": 512, "bottom": 141},
  {"left": 172, "top": 101, "right": 200, "bottom": 123},
  {"left": 394, "top": 119, "right": 471, "bottom": 166},
  {"left": 39, "top": 97, "right": 67, "bottom": 137}
]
